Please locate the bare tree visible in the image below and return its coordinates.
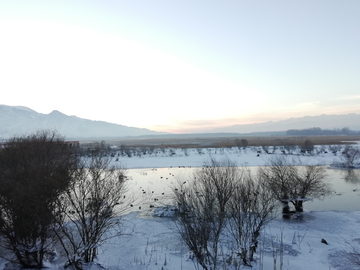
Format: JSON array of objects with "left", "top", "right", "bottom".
[
  {"left": 235, "top": 138, "right": 249, "bottom": 152},
  {"left": 0, "top": 130, "right": 76, "bottom": 268},
  {"left": 318, "top": 144, "right": 327, "bottom": 153},
  {"left": 197, "top": 148, "right": 204, "bottom": 155},
  {"left": 227, "top": 170, "right": 278, "bottom": 266},
  {"left": 293, "top": 165, "right": 330, "bottom": 211},
  {"left": 329, "top": 144, "right": 343, "bottom": 156},
  {"left": 258, "top": 156, "right": 331, "bottom": 215},
  {"left": 302, "top": 139, "right": 314, "bottom": 155},
  {"left": 54, "top": 155, "right": 131, "bottom": 268},
  {"left": 258, "top": 157, "right": 297, "bottom": 215},
  {"left": 173, "top": 159, "right": 278, "bottom": 269},
  {"left": 341, "top": 169, "right": 360, "bottom": 183},
  {"left": 173, "top": 158, "right": 238, "bottom": 270},
  {"left": 340, "top": 145, "right": 360, "bottom": 168},
  {"left": 283, "top": 144, "right": 296, "bottom": 155},
  {"left": 262, "top": 145, "right": 270, "bottom": 154}
]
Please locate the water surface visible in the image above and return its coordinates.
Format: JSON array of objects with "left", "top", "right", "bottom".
[{"left": 126, "top": 166, "right": 360, "bottom": 212}]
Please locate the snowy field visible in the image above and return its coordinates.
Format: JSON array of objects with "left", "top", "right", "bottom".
[
  {"left": 96, "top": 210, "right": 360, "bottom": 270},
  {"left": 114, "top": 146, "right": 340, "bottom": 169},
  {"left": 1, "top": 145, "right": 360, "bottom": 270}
]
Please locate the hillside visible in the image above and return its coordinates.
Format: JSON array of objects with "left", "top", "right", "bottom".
[{"left": 0, "top": 105, "right": 166, "bottom": 139}]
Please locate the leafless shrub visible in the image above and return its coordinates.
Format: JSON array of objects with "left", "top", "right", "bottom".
[
  {"left": 340, "top": 145, "right": 360, "bottom": 168},
  {"left": 258, "top": 156, "right": 331, "bottom": 214},
  {"left": 173, "top": 158, "right": 277, "bottom": 269},
  {"left": 54, "top": 155, "right": 132, "bottom": 268},
  {"left": 328, "top": 144, "right": 343, "bottom": 156},
  {"left": 227, "top": 170, "right": 278, "bottom": 266},
  {"left": 283, "top": 144, "right": 296, "bottom": 154},
  {"left": 173, "top": 158, "right": 238, "bottom": 270},
  {"left": 262, "top": 145, "right": 270, "bottom": 154}
]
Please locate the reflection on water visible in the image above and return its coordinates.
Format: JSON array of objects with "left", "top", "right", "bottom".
[
  {"left": 126, "top": 167, "right": 360, "bottom": 213},
  {"left": 341, "top": 169, "right": 360, "bottom": 184},
  {"left": 306, "top": 167, "right": 360, "bottom": 211}
]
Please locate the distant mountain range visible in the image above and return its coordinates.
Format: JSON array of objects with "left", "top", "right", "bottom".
[
  {"left": 1, "top": 105, "right": 360, "bottom": 140},
  {"left": 0, "top": 105, "right": 166, "bottom": 139},
  {"left": 209, "top": 113, "right": 360, "bottom": 134}
]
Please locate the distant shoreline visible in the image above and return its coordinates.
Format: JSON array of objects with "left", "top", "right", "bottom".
[{"left": 80, "top": 135, "right": 360, "bottom": 149}]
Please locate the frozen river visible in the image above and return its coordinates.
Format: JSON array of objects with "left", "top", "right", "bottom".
[{"left": 125, "top": 166, "right": 360, "bottom": 213}]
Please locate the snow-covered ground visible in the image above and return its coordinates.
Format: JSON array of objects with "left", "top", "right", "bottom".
[
  {"left": 1, "top": 146, "right": 360, "bottom": 270},
  {"left": 114, "top": 146, "right": 339, "bottom": 169},
  {"left": 96, "top": 210, "right": 360, "bottom": 270}
]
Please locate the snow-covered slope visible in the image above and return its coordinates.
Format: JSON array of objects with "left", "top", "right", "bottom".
[{"left": 0, "top": 105, "right": 165, "bottom": 139}]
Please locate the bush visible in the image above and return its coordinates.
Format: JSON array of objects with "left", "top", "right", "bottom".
[
  {"left": 173, "top": 158, "right": 277, "bottom": 269},
  {"left": 0, "top": 130, "right": 76, "bottom": 268},
  {"left": 54, "top": 155, "right": 130, "bottom": 266},
  {"left": 258, "top": 156, "right": 331, "bottom": 214}
]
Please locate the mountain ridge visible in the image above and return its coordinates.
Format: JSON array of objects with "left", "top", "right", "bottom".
[
  {"left": 208, "top": 113, "right": 360, "bottom": 133},
  {"left": 0, "top": 105, "right": 166, "bottom": 139},
  {"left": 1, "top": 105, "right": 360, "bottom": 139}
]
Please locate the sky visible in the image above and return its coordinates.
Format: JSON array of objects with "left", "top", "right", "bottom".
[{"left": 1, "top": 1, "right": 360, "bottom": 134}]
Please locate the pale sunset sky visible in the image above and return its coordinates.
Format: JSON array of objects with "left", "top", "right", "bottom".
[{"left": 1, "top": 1, "right": 359, "bottom": 133}]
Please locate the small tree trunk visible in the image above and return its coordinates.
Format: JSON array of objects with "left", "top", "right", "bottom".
[
  {"left": 294, "top": 200, "right": 303, "bottom": 212},
  {"left": 240, "top": 248, "right": 251, "bottom": 267},
  {"left": 249, "top": 243, "right": 257, "bottom": 262},
  {"left": 281, "top": 201, "right": 290, "bottom": 218},
  {"left": 20, "top": 250, "right": 42, "bottom": 269},
  {"left": 83, "top": 247, "right": 97, "bottom": 263},
  {"left": 249, "top": 230, "right": 260, "bottom": 261}
]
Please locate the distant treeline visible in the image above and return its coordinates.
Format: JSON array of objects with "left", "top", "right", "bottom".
[{"left": 286, "top": 127, "right": 360, "bottom": 136}]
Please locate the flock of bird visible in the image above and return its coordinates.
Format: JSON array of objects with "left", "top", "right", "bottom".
[{"left": 126, "top": 166, "right": 194, "bottom": 212}]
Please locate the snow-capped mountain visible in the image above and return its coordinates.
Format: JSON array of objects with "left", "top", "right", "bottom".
[{"left": 0, "top": 105, "right": 166, "bottom": 139}]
